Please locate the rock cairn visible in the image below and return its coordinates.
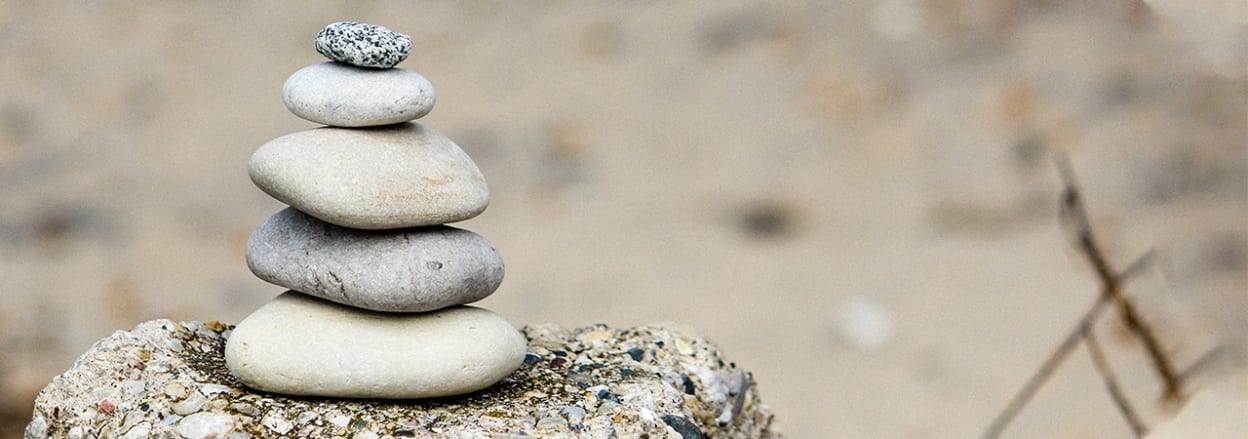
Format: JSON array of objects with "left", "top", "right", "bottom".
[{"left": 226, "top": 21, "right": 526, "bottom": 399}]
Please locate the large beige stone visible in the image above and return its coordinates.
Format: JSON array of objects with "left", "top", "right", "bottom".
[
  {"left": 225, "top": 292, "right": 526, "bottom": 399},
  {"left": 248, "top": 123, "right": 489, "bottom": 229}
]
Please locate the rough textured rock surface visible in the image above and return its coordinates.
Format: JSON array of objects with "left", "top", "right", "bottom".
[
  {"left": 26, "top": 320, "right": 780, "bottom": 438},
  {"left": 247, "top": 209, "right": 504, "bottom": 312}
]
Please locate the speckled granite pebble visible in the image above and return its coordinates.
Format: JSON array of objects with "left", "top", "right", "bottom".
[
  {"left": 283, "top": 62, "right": 435, "bottom": 127},
  {"left": 247, "top": 208, "right": 504, "bottom": 312},
  {"left": 27, "top": 318, "right": 781, "bottom": 438},
  {"left": 249, "top": 123, "right": 489, "bottom": 229},
  {"left": 315, "top": 22, "right": 411, "bottom": 69}
]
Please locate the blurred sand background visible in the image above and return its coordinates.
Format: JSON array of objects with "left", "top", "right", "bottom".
[{"left": 1, "top": 1, "right": 1245, "bottom": 437}]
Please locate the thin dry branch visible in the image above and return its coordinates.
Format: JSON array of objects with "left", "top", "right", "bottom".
[
  {"left": 1055, "top": 155, "right": 1183, "bottom": 402},
  {"left": 982, "top": 154, "right": 1178, "bottom": 439},
  {"left": 979, "top": 250, "right": 1153, "bottom": 439},
  {"left": 1082, "top": 322, "right": 1148, "bottom": 437}
]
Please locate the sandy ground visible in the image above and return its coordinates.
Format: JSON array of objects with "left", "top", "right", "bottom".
[{"left": 1, "top": 1, "right": 1244, "bottom": 438}]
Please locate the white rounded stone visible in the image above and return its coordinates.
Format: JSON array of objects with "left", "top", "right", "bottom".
[
  {"left": 283, "top": 62, "right": 435, "bottom": 127},
  {"left": 246, "top": 207, "right": 504, "bottom": 312},
  {"left": 248, "top": 123, "right": 489, "bottom": 229},
  {"left": 224, "top": 292, "right": 527, "bottom": 399}
]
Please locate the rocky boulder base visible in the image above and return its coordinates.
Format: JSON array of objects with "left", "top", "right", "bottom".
[{"left": 26, "top": 320, "right": 780, "bottom": 438}]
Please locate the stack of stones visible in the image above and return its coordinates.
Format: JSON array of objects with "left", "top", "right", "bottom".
[{"left": 225, "top": 22, "right": 527, "bottom": 399}]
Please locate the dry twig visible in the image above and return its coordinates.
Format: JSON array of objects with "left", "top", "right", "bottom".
[
  {"left": 1081, "top": 322, "right": 1148, "bottom": 437},
  {"left": 1055, "top": 155, "right": 1183, "bottom": 402},
  {"left": 982, "top": 154, "right": 1183, "bottom": 438},
  {"left": 979, "top": 251, "right": 1151, "bottom": 439}
]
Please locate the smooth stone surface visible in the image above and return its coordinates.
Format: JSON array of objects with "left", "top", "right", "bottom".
[
  {"left": 249, "top": 123, "right": 489, "bottom": 229},
  {"left": 225, "top": 293, "right": 527, "bottom": 399},
  {"left": 247, "top": 208, "right": 504, "bottom": 312},
  {"left": 315, "top": 21, "right": 411, "bottom": 69},
  {"left": 27, "top": 319, "right": 779, "bottom": 438},
  {"left": 283, "top": 62, "right": 435, "bottom": 127}
]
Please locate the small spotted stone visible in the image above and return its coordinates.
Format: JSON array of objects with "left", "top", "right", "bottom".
[{"left": 315, "top": 22, "right": 411, "bottom": 69}]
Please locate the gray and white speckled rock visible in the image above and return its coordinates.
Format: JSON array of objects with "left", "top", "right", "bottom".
[
  {"left": 247, "top": 208, "right": 504, "bottom": 312},
  {"left": 283, "top": 62, "right": 435, "bottom": 127},
  {"left": 248, "top": 123, "right": 489, "bottom": 229},
  {"left": 225, "top": 293, "right": 526, "bottom": 399},
  {"left": 315, "top": 22, "right": 411, "bottom": 69},
  {"left": 27, "top": 319, "right": 781, "bottom": 438}
]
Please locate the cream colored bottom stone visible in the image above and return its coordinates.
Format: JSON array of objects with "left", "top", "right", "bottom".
[{"left": 225, "top": 292, "right": 527, "bottom": 399}]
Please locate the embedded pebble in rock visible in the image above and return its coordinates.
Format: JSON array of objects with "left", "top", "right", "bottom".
[
  {"left": 201, "top": 383, "right": 231, "bottom": 396},
  {"left": 176, "top": 413, "right": 235, "bottom": 439},
  {"left": 225, "top": 292, "right": 527, "bottom": 399},
  {"left": 248, "top": 123, "right": 489, "bottom": 229},
  {"left": 315, "top": 21, "right": 411, "bottom": 69},
  {"left": 26, "top": 319, "right": 780, "bottom": 438},
  {"left": 560, "top": 405, "right": 588, "bottom": 426},
  {"left": 247, "top": 208, "right": 504, "bottom": 312},
  {"left": 164, "top": 382, "right": 187, "bottom": 400},
  {"left": 170, "top": 392, "right": 207, "bottom": 415},
  {"left": 261, "top": 413, "right": 293, "bottom": 435},
  {"left": 663, "top": 414, "right": 706, "bottom": 439},
  {"left": 283, "top": 62, "right": 435, "bottom": 127}
]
